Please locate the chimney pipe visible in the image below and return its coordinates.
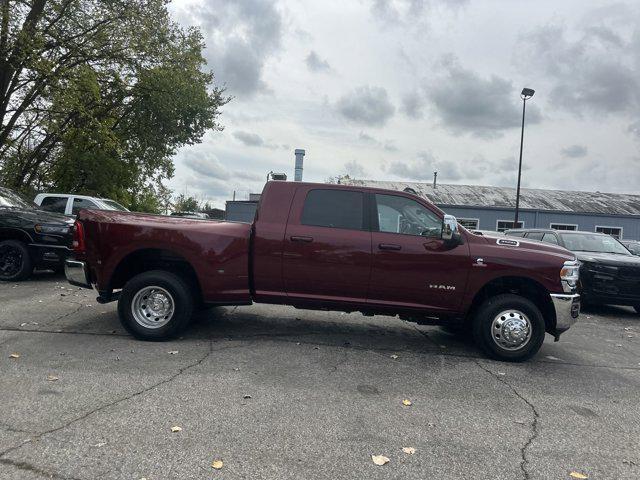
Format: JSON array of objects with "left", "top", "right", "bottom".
[
  {"left": 433, "top": 171, "right": 438, "bottom": 188},
  {"left": 294, "top": 149, "right": 305, "bottom": 182}
]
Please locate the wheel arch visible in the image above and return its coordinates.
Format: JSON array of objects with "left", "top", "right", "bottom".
[
  {"left": 467, "top": 275, "right": 556, "bottom": 332},
  {"left": 108, "top": 248, "right": 203, "bottom": 305},
  {"left": 0, "top": 228, "right": 33, "bottom": 244}
]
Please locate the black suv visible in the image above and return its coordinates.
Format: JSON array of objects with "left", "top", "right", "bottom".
[
  {"left": 0, "top": 187, "right": 74, "bottom": 281},
  {"left": 505, "top": 228, "right": 640, "bottom": 313}
]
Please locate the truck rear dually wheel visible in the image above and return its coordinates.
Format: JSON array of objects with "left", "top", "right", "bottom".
[
  {"left": 118, "top": 270, "right": 194, "bottom": 340},
  {"left": 473, "top": 294, "right": 545, "bottom": 362}
]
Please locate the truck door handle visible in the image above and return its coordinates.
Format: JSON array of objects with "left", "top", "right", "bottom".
[
  {"left": 290, "top": 235, "right": 313, "bottom": 243},
  {"left": 378, "top": 243, "right": 401, "bottom": 251}
]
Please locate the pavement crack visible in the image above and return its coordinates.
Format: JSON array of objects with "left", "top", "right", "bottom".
[
  {"left": 0, "top": 421, "right": 33, "bottom": 435},
  {"left": 0, "top": 341, "right": 216, "bottom": 461},
  {"left": 0, "top": 457, "right": 82, "bottom": 480},
  {"left": 43, "top": 301, "right": 84, "bottom": 326},
  {"left": 475, "top": 360, "right": 539, "bottom": 480}
]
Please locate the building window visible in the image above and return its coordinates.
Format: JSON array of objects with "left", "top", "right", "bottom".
[
  {"left": 457, "top": 218, "right": 479, "bottom": 230},
  {"left": 496, "top": 220, "right": 523, "bottom": 233},
  {"left": 550, "top": 223, "right": 578, "bottom": 231},
  {"left": 595, "top": 226, "right": 622, "bottom": 239}
]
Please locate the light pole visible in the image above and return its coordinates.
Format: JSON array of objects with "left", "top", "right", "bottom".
[{"left": 514, "top": 87, "right": 535, "bottom": 228}]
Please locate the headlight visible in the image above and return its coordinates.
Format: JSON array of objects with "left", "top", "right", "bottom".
[
  {"left": 34, "top": 224, "right": 70, "bottom": 235},
  {"left": 560, "top": 260, "right": 580, "bottom": 292}
]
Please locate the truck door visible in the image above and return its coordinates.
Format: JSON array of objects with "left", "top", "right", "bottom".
[
  {"left": 368, "top": 193, "right": 470, "bottom": 311},
  {"left": 282, "top": 187, "right": 372, "bottom": 303}
]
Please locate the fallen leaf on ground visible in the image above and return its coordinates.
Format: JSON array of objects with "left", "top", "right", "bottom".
[
  {"left": 46, "top": 375, "right": 59, "bottom": 381},
  {"left": 402, "top": 399, "right": 412, "bottom": 406},
  {"left": 546, "top": 355, "right": 561, "bottom": 361},
  {"left": 569, "top": 472, "right": 588, "bottom": 479},
  {"left": 93, "top": 442, "right": 107, "bottom": 447},
  {"left": 390, "top": 354, "right": 399, "bottom": 359},
  {"left": 402, "top": 447, "right": 416, "bottom": 454},
  {"left": 9, "top": 353, "right": 19, "bottom": 359},
  {"left": 168, "top": 350, "right": 179, "bottom": 355},
  {"left": 211, "top": 460, "right": 223, "bottom": 469},
  {"left": 371, "top": 455, "right": 389, "bottom": 466},
  {"left": 20, "top": 322, "right": 27, "bottom": 327},
  {"left": 171, "top": 426, "right": 182, "bottom": 433}
]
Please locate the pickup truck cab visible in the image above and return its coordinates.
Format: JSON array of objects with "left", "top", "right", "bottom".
[{"left": 65, "top": 181, "right": 580, "bottom": 361}]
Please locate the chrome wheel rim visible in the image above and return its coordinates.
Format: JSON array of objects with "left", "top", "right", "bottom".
[
  {"left": 491, "top": 310, "right": 532, "bottom": 351},
  {"left": 131, "top": 286, "right": 175, "bottom": 329}
]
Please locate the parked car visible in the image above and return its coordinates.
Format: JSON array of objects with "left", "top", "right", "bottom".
[
  {"left": 169, "top": 211, "right": 209, "bottom": 219},
  {"left": 620, "top": 240, "right": 640, "bottom": 256},
  {"left": 65, "top": 181, "right": 580, "bottom": 362},
  {"left": 0, "top": 187, "right": 73, "bottom": 281},
  {"left": 34, "top": 193, "right": 128, "bottom": 216},
  {"left": 505, "top": 228, "right": 640, "bottom": 313}
]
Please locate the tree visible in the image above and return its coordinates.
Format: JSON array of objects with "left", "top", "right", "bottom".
[
  {"left": 0, "top": 0, "right": 228, "bottom": 210},
  {"left": 173, "top": 194, "right": 199, "bottom": 213}
]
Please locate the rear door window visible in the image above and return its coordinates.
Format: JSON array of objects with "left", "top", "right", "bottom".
[
  {"left": 542, "top": 233, "right": 559, "bottom": 245},
  {"left": 72, "top": 198, "right": 98, "bottom": 215},
  {"left": 39, "top": 196, "right": 68, "bottom": 214},
  {"left": 301, "top": 189, "right": 364, "bottom": 230},
  {"left": 526, "top": 232, "right": 544, "bottom": 241}
]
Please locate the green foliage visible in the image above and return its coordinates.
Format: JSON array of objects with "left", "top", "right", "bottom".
[
  {"left": 173, "top": 194, "right": 200, "bottom": 213},
  {"left": 0, "top": 0, "right": 229, "bottom": 212}
]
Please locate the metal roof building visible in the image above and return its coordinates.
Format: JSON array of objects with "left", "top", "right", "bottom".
[{"left": 341, "top": 179, "right": 640, "bottom": 240}]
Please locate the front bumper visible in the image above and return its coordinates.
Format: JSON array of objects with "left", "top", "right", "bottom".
[
  {"left": 65, "top": 259, "right": 92, "bottom": 289},
  {"left": 550, "top": 293, "right": 580, "bottom": 333}
]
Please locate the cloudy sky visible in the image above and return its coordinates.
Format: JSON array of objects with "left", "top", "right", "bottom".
[{"left": 169, "top": 0, "right": 640, "bottom": 207}]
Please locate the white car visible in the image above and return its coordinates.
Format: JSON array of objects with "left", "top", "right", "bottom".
[{"left": 34, "top": 193, "right": 129, "bottom": 216}]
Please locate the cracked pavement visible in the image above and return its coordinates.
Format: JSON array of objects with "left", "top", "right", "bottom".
[{"left": 1, "top": 273, "right": 639, "bottom": 479}]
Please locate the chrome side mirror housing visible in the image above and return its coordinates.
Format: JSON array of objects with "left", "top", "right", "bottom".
[{"left": 442, "top": 214, "right": 458, "bottom": 241}]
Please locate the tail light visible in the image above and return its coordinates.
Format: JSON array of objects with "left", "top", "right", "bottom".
[{"left": 73, "top": 221, "right": 86, "bottom": 254}]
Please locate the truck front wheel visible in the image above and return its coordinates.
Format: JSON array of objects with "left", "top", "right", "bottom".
[
  {"left": 472, "top": 294, "right": 545, "bottom": 362},
  {"left": 118, "top": 270, "right": 194, "bottom": 341}
]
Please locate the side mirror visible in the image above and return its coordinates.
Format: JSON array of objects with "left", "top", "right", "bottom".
[{"left": 441, "top": 214, "right": 458, "bottom": 241}]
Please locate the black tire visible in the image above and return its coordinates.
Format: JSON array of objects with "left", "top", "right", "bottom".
[
  {"left": 0, "top": 240, "right": 33, "bottom": 281},
  {"left": 472, "top": 294, "right": 546, "bottom": 362},
  {"left": 118, "top": 270, "right": 195, "bottom": 341}
]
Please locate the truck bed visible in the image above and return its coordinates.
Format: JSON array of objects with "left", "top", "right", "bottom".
[{"left": 78, "top": 210, "right": 253, "bottom": 303}]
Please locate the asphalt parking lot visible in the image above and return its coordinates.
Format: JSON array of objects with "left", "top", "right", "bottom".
[{"left": 1, "top": 273, "right": 639, "bottom": 480}]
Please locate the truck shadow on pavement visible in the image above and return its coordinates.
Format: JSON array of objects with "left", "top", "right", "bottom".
[{"left": 186, "top": 306, "right": 496, "bottom": 361}]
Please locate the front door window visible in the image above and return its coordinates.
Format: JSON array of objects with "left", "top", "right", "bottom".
[{"left": 375, "top": 194, "right": 441, "bottom": 237}]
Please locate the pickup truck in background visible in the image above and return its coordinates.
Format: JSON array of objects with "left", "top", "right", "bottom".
[{"left": 65, "top": 181, "right": 581, "bottom": 361}]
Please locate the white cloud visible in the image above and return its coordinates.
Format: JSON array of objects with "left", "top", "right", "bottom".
[{"left": 168, "top": 0, "right": 640, "bottom": 205}]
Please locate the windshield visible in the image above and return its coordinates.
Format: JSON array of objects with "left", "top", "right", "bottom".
[
  {"left": 560, "top": 233, "right": 631, "bottom": 255},
  {"left": 0, "top": 187, "right": 34, "bottom": 209},
  {"left": 101, "top": 199, "right": 129, "bottom": 211}
]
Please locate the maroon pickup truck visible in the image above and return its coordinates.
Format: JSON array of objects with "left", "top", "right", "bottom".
[{"left": 65, "top": 181, "right": 580, "bottom": 361}]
